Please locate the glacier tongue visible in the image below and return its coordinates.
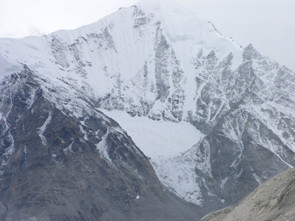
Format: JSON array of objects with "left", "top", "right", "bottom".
[
  {"left": 99, "top": 110, "right": 202, "bottom": 160},
  {"left": 100, "top": 109, "right": 205, "bottom": 205}
]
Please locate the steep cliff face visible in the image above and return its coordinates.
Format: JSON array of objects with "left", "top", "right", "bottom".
[
  {"left": 0, "top": 69, "right": 204, "bottom": 220},
  {"left": 191, "top": 45, "right": 295, "bottom": 209},
  {"left": 0, "top": 0, "right": 295, "bottom": 216}
]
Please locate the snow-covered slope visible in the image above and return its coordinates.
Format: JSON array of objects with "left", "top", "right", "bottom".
[
  {"left": 0, "top": 0, "right": 244, "bottom": 124},
  {"left": 100, "top": 110, "right": 203, "bottom": 162},
  {"left": 1, "top": 0, "right": 295, "bottom": 212}
]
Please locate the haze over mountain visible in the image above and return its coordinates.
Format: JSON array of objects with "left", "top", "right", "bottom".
[
  {"left": 0, "top": 0, "right": 295, "bottom": 220},
  {"left": 0, "top": 20, "right": 48, "bottom": 38}
]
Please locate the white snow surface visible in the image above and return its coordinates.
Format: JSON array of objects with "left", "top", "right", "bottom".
[
  {"left": 96, "top": 130, "right": 112, "bottom": 163},
  {"left": 100, "top": 109, "right": 205, "bottom": 205},
  {"left": 37, "top": 111, "right": 53, "bottom": 146},
  {"left": 0, "top": 0, "right": 243, "bottom": 86},
  {"left": 99, "top": 109, "right": 204, "bottom": 163}
]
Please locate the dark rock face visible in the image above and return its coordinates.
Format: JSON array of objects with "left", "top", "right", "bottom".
[
  {"left": 192, "top": 48, "right": 295, "bottom": 210},
  {"left": 0, "top": 71, "right": 204, "bottom": 220},
  {"left": 196, "top": 125, "right": 291, "bottom": 209},
  {"left": 200, "top": 168, "right": 295, "bottom": 221}
]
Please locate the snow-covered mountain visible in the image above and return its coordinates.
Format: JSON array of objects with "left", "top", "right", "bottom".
[{"left": 1, "top": 0, "right": 295, "bottom": 216}]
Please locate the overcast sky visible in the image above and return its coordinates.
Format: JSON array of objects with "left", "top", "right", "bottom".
[{"left": 0, "top": 0, "right": 294, "bottom": 71}]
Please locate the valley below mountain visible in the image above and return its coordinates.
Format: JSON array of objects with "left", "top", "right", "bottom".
[{"left": 0, "top": 0, "right": 295, "bottom": 220}]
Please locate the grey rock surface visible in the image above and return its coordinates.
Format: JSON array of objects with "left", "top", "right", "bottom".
[{"left": 201, "top": 168, "right": 295, "bottom": 221}]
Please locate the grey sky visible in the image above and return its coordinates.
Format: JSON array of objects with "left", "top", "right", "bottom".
[{"left": 0, "top": 0, "right": 294, "bottom": 71}]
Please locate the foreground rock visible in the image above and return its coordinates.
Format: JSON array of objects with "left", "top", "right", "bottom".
[{"left": 201, "top": 168, "right": 295, "bottom": 221}]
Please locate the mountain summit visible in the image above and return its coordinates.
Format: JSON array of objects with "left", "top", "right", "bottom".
[{"left": 1, "top": 0, "right": 295, "bottom": 219}]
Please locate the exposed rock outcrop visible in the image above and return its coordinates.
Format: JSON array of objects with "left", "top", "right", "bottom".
[{"left": 201, "top": 168, "right": 295, "bottom": 221}]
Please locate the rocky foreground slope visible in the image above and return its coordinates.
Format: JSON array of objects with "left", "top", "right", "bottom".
[{"left": 201, "top": 168, "right": 295, "bottom": 221}]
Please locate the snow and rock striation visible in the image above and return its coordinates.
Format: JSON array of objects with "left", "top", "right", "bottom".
[{"left": 0, "top": 0, "right": 295, "bottom": 215}]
